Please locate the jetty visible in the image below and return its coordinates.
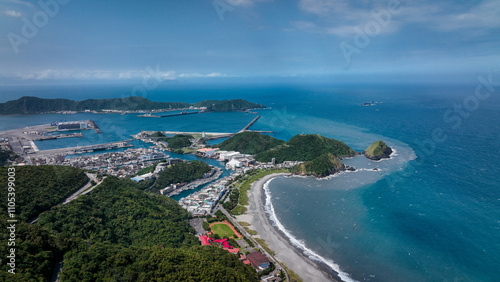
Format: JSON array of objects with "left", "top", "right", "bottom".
[
  {"left": 32, "top": 140, "right": 134, "bottom": 156},
  {"left": 88, "top": 120, "right": 101, "bottom": 133},
  {"left": 138, "top": 110, "right": 203, "bottom": 118},
  {"left": 136, "top": 115, "right": 272, "bottom": 141},
  {"left": 239, "top": 115, "right": 260, "bottom": 132}
]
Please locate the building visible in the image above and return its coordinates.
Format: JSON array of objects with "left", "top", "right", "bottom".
[
  {"left": 218, "top": 151, "right": 241, "bottom": 161},
  {"left": 226, "top": 159, "right": 242, "bottom": 170},
  {"left": 131, "top": 172, "right": 154, "bottom": 182},
  {"left": 197, "top": 148, "right": 219, "bottom": 157},
  {"left": 246, "top": 251, "right": 271, "bottom": 271},
  {"left": 56, "top": 121, "right": 88, "bottom": 131}
]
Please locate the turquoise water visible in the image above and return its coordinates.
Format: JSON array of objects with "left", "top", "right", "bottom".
[{"left": 0, "top": 83, "right": 499, "bottom": 281}]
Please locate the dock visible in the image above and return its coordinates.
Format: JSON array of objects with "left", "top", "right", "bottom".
[
  {"left": 159, "top": 111, "right": 202, "bottom": 118},
  {"left": 32, "top": 139, "right": 134, "bottom": 156},
  {"left": 239, "top": 115, "right": 260, "bottom": 132},
  {"left": 88, "top": 120, "right": 101, "bottom": 133},
  {"left": 138, "top": 110, "right": 203, "bottom": 118},
  {"left": 137, "top": 114, "right": 272, "bottom": 141}
]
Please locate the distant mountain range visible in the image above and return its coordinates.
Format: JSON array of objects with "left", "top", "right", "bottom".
[{"left": 0, "top": 96, "right": 265, "bottom": 115}]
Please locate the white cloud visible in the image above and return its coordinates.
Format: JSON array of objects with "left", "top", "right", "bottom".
[
  {"left": 402, "top": 0, "right": 500, "bottom": 31},
  {"left": 179, "top": 72, "right": 236, "bottom": 78},
  {"left": 226, "top": 0, "right": 254, "bottom": 7},
  {"left": 224, "top": 0, "right": 273, "bottom": 7},
  {"left": 4, "top": 10, "right": 22, "bottom": 17},
  {"left": 0, "top": 0, "right": 33, "bottom": 8},
  {"left": 9, "top": 69, "right": 235, "bottom": 80},
  {"left": 294, "top": 0, "right": 401, "bottom": 37},
  {"left": 294, "top": 0, "right": 500, "bottom": 38}
]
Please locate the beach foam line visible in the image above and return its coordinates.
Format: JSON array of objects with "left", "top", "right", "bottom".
[{"left": 263, "top": 178, "right": 358, "bottom": 282}]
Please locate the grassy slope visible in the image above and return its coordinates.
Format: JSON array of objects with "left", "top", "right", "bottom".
[{"left": 364, "top": 140, "right": 391, "bottom": 158}]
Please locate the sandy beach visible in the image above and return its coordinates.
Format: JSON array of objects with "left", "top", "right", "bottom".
[{"left": 236, "top": 173, "right": 337, "bottom": 282}]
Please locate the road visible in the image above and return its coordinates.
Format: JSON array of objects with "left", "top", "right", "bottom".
[
  {"left": 217, "top": 205, "right": 290, "bottom": 282},
  {"left": 29, "top": 173, "right": 105, "bottom": 224}
]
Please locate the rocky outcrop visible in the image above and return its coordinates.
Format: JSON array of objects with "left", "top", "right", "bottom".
[{"left": 363, "top": 140, "right": 393, "bottom": 161}]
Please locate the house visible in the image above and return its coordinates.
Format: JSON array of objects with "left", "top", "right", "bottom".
[{"left": 246, "top": 251, "right": 270, "bottom": 271}]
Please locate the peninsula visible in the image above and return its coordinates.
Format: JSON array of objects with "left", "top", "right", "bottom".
[
  {"left": 0, "top": 96, "right": 265, "bottom": 115},
  {"left": 213, "top": 132, "right": 357, "bottom": 177}
]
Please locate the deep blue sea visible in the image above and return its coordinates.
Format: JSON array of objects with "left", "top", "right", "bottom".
[{"left": 0, "top": 82, "right": 499, "bottom": 281}]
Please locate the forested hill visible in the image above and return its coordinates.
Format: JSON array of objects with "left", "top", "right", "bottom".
[
  {"left": 255, "top": 134, "right": 356, "bottom": 163},
  {"left": 216, "top": 131, "right": 285, "bottom": 154},
  {"left": 0, "top": 96, "right": 265, "bottom": 115},
  {"left": 194, "top": 99, "right": 265, "bottom": 112},
  {"left": 0, "top": 165, "right": 88, "bottom": 221},
  {"left": 0, "top": 167, "right": 258, "bottom": 281}
]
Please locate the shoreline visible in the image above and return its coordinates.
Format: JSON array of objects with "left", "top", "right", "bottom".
[{"left": 236, "top": 173, "right": 339, "bottom": 282}]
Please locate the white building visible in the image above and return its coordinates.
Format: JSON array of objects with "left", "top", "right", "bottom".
[{"left": 226, "top": 159, "right": 242, "bottom": 170}]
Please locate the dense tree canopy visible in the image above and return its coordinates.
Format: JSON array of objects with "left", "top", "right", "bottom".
[
  {"left": 160, "top": 134, "right": 193, "bottom": 149},
  {"left": 216, "top": 132, "right": 284, "bottom": 154},
  {"left": 0, "top": 96, "right": 264, "bottom": 115},
  {"left": 0, "top": 165, "right": 88, "bottom": 221},
  {"left": 194, "top": 99, "right": 265, "bottom": 112},
  {"left": 290, "top": 153, "right": 345, "bottom": 177},
  {"left": 154, "top": 161, "right": 211, "bottom": 189},
  {"left": 256, "top": 134, "right": 356, "bottom": 163},
  {"left": 0, "top": 167, "right": 259, "bottom": 281}
]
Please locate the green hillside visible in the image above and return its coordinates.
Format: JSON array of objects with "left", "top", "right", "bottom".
[
  {"left": 255, "top": 134, "right": 356, "bottom": 163},
  {"left": 363, "top": 140, "right": 393, "bottom": 160},
  {"left": 0, "top": 167, "right": 258, "bottom": 281},
  {"left": 0, "top": 165, "right": 88, "bottom": 221},
  {"left": 160, "top": 134, "right": 194, "bottom": 149},
  {"left": 216, "top": 132, "right": 285, "bottom": 154},
  {"left": 0, "top": 96, "right": 264, "bottom": 115},
  {"left": 290, "top": 153, "right": 345, "bottom": 177},
  {"left": 194, "top": 99, "right": 265, "bottom": 112},
  {"left": 154, "top": 160, "right": 211, "bottom": 189}
]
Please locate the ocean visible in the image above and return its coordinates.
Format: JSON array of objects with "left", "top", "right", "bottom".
[{"left": 0, "top": 82, "right": 499, "bottom": 281}]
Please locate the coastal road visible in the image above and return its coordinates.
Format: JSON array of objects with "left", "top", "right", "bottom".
[{"left": 217, "top": 205, "right": 290, "bottom": 282}]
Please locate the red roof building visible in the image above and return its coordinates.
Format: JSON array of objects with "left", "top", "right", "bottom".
[{"left": 246, "top": 251, "right": 271, "bottom": 271}]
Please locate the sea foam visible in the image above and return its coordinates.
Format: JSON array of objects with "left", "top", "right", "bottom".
[{"left": 263, "top": 178, "right": 358, "bottom": 282}]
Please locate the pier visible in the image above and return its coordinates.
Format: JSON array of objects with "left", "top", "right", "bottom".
[
  {"left": 32, "top": 139, "right": 134, "bottom": 156},
  {"left": 136, "top": 114, "right": 272, "bottom": 141},
  {"left": 88, "top": 120, "right": 102, "bottom": 133},
  {"left": 159, "top": 111, "right": 202, "bottom": 118},
  {"left": 239, "top": 115, "right": 261, "bottom": 132},
  {"left": 138, "top": 110, "right": 203, "bottom": 118}
]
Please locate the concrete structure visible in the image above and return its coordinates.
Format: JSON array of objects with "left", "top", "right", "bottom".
[
  {"left": 56, "top": 121, "right": 89, "bottom": 131},
  {"left": 218, "top": 151, "right": 241, "bottom": 161},
  {"left": 226, "top": 159, "right": 242, "bottom": 170},
  {"left": 197, "top": 148, "right": 219, "bottom": 157}
]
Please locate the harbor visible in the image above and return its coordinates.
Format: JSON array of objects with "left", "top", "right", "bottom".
[{"left": 0, "top": 120, "right": 101, "bottom": 156}]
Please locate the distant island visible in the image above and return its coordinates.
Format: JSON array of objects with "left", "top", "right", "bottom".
[
  {"left": 363, "top": 140, "right": 393, "bottom": 160},
  {"left": 0, "top": 96, "right": 266, "bottom": 115}
]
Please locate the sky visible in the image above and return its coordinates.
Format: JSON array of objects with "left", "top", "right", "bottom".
[{"left": 0, "top": 0, "right": 499, "bottom": 85}]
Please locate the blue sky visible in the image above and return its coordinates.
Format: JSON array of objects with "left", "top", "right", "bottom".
[{"left": 0, "top": 0, "right": 499, "bottom": 84}]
